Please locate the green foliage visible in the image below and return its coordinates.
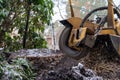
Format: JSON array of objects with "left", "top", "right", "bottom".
[
  {"left": 0, "top": 0, "right": 53, "bottom": 51},
  {"left": 0, "top": 54, "right": 35, "bottom": 80},
  {"left": 12, "top": 58, "right": 35, "bottom": 80},
  {"left": 0, "top": 48, "right": 35, "bottom": 80},
  {"left": 3, "top": 32, "right": 21, "bottom": 52}
]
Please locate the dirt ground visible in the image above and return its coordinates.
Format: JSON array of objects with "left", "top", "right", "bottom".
[
  {"left": 84, "top": 46, "right": 120, "bottom": 79},
  {"left": 27, "top": 47, "right": 120, "bottom": 80},
  {"left": 10, "top": 47, "right": 120, "bottom": 80}
]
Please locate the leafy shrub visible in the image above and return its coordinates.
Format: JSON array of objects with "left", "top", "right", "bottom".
[
  {"left": 0, "top": 54, "right": 35, "bottom": 80},
  {"left": 0, "top": 0, "right": 53, "bottom": 51}
]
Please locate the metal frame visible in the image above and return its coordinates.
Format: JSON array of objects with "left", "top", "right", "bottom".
[{"left": 60, "top": 0, "right": 120, "bottom": 58}]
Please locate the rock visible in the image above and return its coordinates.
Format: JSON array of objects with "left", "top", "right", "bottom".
[
  {"left": 78, "top": 63, "right": 84, "bottom": 69},
  {"left": 72, "top": 63, "right": 103, "bottom": 80},
  {"left": 89, "top": 76, "right": 103, "bottom": 80},
  {"left": 39, "top": 63, "right": 103, "bottom": 80},
  {"left": 85, "top": 69, "right": 96, "bottom": 77}
]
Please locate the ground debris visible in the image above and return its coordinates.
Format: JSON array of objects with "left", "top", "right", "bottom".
[
  {"left": 38, "top": 63, "right": 102, "bottom": 80},
  {"left": 72, "top": 63, "right": 103, "bottom": 80},
  {"left": 6, "top": 48, "right": 120, "bottom": 80},
  {"left": 81, "top": 45, "right": 120, "bottom": 79}
]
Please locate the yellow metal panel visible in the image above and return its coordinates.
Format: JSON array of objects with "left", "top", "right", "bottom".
[
  {"left": 99, "top": 29, "right": 116, "bottom": 35},
  {"left": 67, "top": 17, "right": 82, "bottom": 29},
  {"left": 115, "top": 19, "right": 120, "bottom": 35},
  {"left": 68, "top": 28, "right": 87, "bottom": 48}
]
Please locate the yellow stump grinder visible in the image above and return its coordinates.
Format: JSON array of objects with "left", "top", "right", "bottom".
[{"left": 59, "top": 0, "right": 120, "bottom": 59}]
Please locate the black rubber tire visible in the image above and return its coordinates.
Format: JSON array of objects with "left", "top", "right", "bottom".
[{"left": 59, "top": 27, "right": 88, "bottom": 59}]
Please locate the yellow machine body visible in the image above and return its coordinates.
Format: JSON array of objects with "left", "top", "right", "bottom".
[{"left": 59, "top": 0, "right": 120, "bottom": 59}]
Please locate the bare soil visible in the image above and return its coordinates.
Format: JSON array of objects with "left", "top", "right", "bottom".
[
  {"left": 9, "top": 47, "right": 120, "bottom": 80},
  {"left": 35, "top": 47, "right": 120, "bottom": 80}
]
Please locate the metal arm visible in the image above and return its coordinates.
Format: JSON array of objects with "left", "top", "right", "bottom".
[
  {"left": 69, "top": 0, "right": 74, "bottom": 17},
  {"left": 107, "top": 0, "right": 115, "bottom": 28}
]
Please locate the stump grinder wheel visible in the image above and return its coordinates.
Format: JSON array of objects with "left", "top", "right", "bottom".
[{"left": 59, "top": 27, "right": 88, "bottom": 59}]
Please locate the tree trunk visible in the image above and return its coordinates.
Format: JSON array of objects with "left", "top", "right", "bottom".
[{"left": 23, "top": 0, "right": 31, "bottom": 48}]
